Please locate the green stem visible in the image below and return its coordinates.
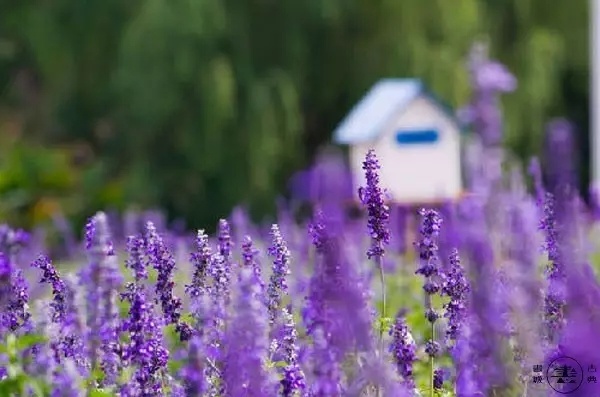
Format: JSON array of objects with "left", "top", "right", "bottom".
[
  {"left": 378, "top": 255, "right": 386, "bottom": 346},
  {"left": 376, "top": 250, "right": 386, "bottom": 397},
  {"left": 430, "top": 320, "right": 435, "bottom": 397}
]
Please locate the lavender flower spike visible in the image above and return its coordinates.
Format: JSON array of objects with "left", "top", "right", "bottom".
[
  {"left": 125, "top": 235, "right": 147, "bottom": 283},
  {"left": 0, "top": 253, "right": 31, "bottom": 333},
  {"left": 389, "top": 310, "right": 417, "bottom": 389},
  {"left": 441, "top": 249, "right": 470, "bottom": 345},
  {"left": 267, "top": 224, "right": 291, "bottom": 324},
  {"left": 280, "top": 307, "right": 306, "bottom": 396},
  {"left": 32, "top": 255, "right": 67, "bottom": 323},
  {"left": 145, "top": 221, "right": 192, "bottom": 341},
  {"left": 80, "top": 212, "right": 123, "bottom": 384},
  {"left": 415, "top": 209, "right": 443, "bottom": 328},
  {"left": 217, "top": 218, "right": 233, "bottom": 261},
  {"left": 242, "top": 235, "right": 265, "bottom": 298},
  {"left": 120, "top": 283, "right": 169, "bottom": 395},
  {"left": 186, "top": 230, "right": 212, "bottom": 301},
  {"left": 539, "top": 192, "right": 566, "bottom": 344},
  {"left": 359, "top": 149, "right": 390, "bottom": 260}
]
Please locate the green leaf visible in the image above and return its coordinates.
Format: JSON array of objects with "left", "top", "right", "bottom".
[
  {"left": 89, "top": 389, "right": 117, "bottom": 397},
  {"left": 15, "top": 334, "right": 47, "bottom": 351}
]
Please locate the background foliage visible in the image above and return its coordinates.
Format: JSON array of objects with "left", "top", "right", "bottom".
[{"left": 0, "top": 0, "right": 589, "bottom": 231}]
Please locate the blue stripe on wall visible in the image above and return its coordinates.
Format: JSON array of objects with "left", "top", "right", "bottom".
[{"left": 395, "top": 129, "right": 439, "bottom": 144}]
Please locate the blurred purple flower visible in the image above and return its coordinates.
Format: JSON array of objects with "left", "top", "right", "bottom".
[
  {"left": 0, "top": 225, "right": 30, "bottom": 259},
  {"left": 544, "top": 118, "right": 577, "bottom": 193},
  {"left": 180, "top": 336, "right": 207, "bottom": 396},
  {"left": 309, "top": 327, "right": 342, "bottom": 397},
  {"left": 461, "top": 42, "right": 516, "bottom": 147},
  {"left": 222, "top": 268, "right": 274, "bottom": 396},
  {"left": 304, "top": 211, "right": 374, "bottom": 355},
  {"left": 288, "top": 148, "right": 353, "bottom": 206}
]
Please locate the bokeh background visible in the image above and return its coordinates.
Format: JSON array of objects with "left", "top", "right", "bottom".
[{"left": 0, "top": 0, "right": 589, "bottom": 235}]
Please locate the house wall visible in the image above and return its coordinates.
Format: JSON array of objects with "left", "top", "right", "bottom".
[{"left": 350, "top": 95, "right": 462, "bottom": 203}]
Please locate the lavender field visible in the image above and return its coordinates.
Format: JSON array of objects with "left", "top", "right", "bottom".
[{"left": 1, "top": 139, "right": 600, "bottom": 397}]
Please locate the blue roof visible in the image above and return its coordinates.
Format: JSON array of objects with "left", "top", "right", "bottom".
[{"left": 333, "top": 78, "right": 460, "bottom": 144}]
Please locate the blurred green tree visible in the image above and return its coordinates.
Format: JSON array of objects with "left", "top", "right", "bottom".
[{"left": 0, "top": 0, "right": 589, "bottom": 230}]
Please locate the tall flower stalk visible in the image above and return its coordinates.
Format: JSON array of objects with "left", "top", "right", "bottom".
[
  {"left": 267, "top": 224, "right": 291, "bottom": 326},
  {"left": 79, "top": 212, "right": 123, "bottom": 381},
  {"left": 415, "top": 209, "right": 443, "bottom": 397},
  {"left": 145, "top": 222, "right": 192, "bottom": 341},
  {"left": 359, "top": 149, "right": 390, "bottom": 356}
]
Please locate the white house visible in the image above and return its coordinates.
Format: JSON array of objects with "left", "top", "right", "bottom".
[{"left": 333, "top": 78, "right": 464, "bottom": 204}]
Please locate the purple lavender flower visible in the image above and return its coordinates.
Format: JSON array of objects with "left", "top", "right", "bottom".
[
  {"left": 528, "top": 157, "right": 545, "bottom": 204},
  {"left": 309, "top": 327, "right": 342, "bottom": 397},
  {"left": 120, "top": 283, "right": 169, "bottom": 395},
  {"left": 125, "top": 235, "right": 147, "bottom": 282},
  {"left": 415, "top": 209, "right": 443, "bottom": 278},
  {"left": 303, "top": 211, "right": 374, "bottom": 355},
  {"left": 461, "top": 42, "right": 516, "bottom": 148},
  {"left": 51, "top": 360, "right": 84, "bottom": 397},
  {"left": 145, "top": 221, "right": 192, "bottom": 341},
  {"left": 279, "top": 307, "right": 306, "bottom": 396},
  {"left": 32, "top": 255, "right": 67, "bottom": 323},
  {"left": 205, "top": 252, "right": 230, "bottom": 394},
  {"left": 359, "top": 356, "right": 409, "bottom": 397},
  {"left": 458, "top": 196, "right": 511, "bottom": 391},
  {"left": 0, "top": 225, "right": 29, "bottom": 259},
  {"left": 32, "top": 256, "right": 87, "bottom": 370},
  {"left": 388, "top": 310, "right": 416, "bottom": 389},
  {"left": 79, "top": 212, "right": 123, "bottom": 383},
  {"left": 452, "top": 317, "right": 486, "bottom": 395},
  {"left": 180, "top": 336, "right": 207, "bottom": 396},
  {"left": 208, "top": 252, "right": 230, "bottom": 327},
  {"left": 4, "top": 269, "right": 31, "bottom": 332},
  {"left": 358, "top": 149, "right": 390, "bottom": 260},
  {"left": 242, "top": 235, "right": 265, "bottom": 297},
  {"left": 0, "top": 253, "right": 11, "bottom": 314},
  {"left": 0, "top": 253, "right": 31, "bottom": 334},
  {"left": 440, "top": 249, "right": 470, "bottom": 345},
  {"left": 267, "top": 224, "right": 291, "bottom": 324},
  {"left": 217, "top": 218, "right": 233, "bottom": 261},
  {"left": 222, "top": 268, "right": 273, "bottom": 396},
  {"left": 539, "top": 192, "right": 566, "bottom": 344},
  {"left": 415, "top": 209, "right": 442, "bottom": 332},
  {"left": 433, "top": 368, "right": 449, "bottom": 390},
  {"left": 544, "top": 118, "right": 577, "bottom": 192},
  {"left": 186, "top": 230, "right": 212, "bottom": 300}
]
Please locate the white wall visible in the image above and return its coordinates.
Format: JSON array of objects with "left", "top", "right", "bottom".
[{"left": 350, "top": 96, "right": 462, "bottom": 203}]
